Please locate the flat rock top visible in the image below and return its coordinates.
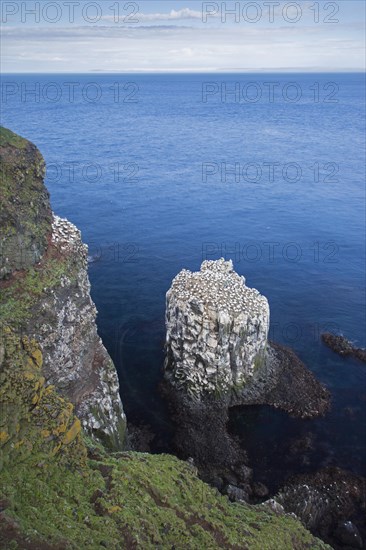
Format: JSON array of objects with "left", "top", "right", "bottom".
[{"left": 169, "top": 258, "right": 268, "bottom": 317}]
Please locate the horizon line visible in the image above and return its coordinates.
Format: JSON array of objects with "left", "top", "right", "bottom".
[{"left": 2, "top": 69, "right": 365, "bottom": 75}]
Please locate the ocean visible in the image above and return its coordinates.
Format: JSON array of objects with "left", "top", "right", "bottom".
[{"left": 1, "top": 72, "right": 365, "bottom": 489}]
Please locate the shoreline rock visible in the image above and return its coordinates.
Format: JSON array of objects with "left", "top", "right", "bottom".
[
  {"left": 322, "top": 332, "right": 366, "bottom": 363},
  {"left": 276, "top": 467, "right": 366, "bottom": 549}
]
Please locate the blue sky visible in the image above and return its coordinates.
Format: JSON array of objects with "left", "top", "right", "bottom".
[{"left": 1, "top": 1, "right": 365, "bottom": 72}]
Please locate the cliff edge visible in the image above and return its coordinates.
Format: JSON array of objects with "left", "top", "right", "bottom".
[{"left": 0, "top": 126, "right": 126, "bottom": 449}]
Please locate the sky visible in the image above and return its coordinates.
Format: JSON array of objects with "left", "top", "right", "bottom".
[{"left": 1, "top": 0, "right": 365, "bottom": 72}]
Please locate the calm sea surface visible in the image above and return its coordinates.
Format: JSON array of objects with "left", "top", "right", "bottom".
[{"left": 1, "top": 73, "right": 365, "bottom": 488}]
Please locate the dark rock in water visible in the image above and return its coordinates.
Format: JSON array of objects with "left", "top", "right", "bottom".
[
  {"left": 322, "top": 332, "right": 366, "bottom": 363},
  {"left": 289, "top": 432, "right": 315, "bottom": 455},
  {"left": 230, "top": 340, "right": 331, "bottom": 419},
  {"left": 275, "top": 467, "right": 366, "bottom": 549}
]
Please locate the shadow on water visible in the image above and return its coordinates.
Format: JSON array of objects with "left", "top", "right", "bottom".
[{"left": 101, "top": 316, "right": 175, "bottom": 453}]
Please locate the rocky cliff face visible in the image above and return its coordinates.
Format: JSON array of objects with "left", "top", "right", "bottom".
[
  {"left": 0, "top": 127, "right": 52, "bottom": 279},
  {"left": 0, "top": 127, "right": 126, "bottom": 449},
  {"left": 165, "top": 259, "right": 270, "bottom": 400}
]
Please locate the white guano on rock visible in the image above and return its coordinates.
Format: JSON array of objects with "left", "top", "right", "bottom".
[{"left": 164, "top": 259, "right": 270, "bottom": 400}]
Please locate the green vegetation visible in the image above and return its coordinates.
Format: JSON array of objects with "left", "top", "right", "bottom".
[
  {"left": 1, "top": 451, "right": 331, "bottom": 550},
  {"left": 0, "top": 127, "right": 29, "bottom": 149},
  {"left": 0, "top": 328, "right": 330, "bottom": 549},
  {"left": 0, "top": 126, "right": 52, "bottom": 279},
  {"left": 0, "top": 255, "right": 77, "bottom": 327}
]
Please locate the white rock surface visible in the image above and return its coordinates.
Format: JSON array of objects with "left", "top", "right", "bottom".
[{"left": 164, "top": 259, "right": 270, "bottom": 400}]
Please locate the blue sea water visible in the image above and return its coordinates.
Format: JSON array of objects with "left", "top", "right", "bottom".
[{"left": 1, "top": 73, "right": 365, "bottom": 488}]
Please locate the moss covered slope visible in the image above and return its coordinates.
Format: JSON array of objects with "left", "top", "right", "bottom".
[{"left": 0, "top": 330, "right": 329, "bottom": 549}]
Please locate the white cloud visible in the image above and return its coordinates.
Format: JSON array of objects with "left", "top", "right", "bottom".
[
  {"left": 1, "top": 20, "right": 364, "bottom": 72},
  {"left": 102, "top": 8, "right": 204, "bottom": 23}
]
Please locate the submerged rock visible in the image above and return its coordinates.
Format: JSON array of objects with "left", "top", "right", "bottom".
[
  {"left": 322, "top": 332, "right": 366, "bottom": 363},
  {"left": 335, "top": 521, "right": 363, "bottom": 549}
]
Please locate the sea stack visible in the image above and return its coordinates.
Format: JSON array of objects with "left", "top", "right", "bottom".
[
  {"left": 165, "top": 258, "right": 270, "bottom": 400},
  {"left": 164, "top": 258, "right": 330, "bottom": 417},
  {"left": 163, "top": 259, "right": 330, "bottom": 484}
]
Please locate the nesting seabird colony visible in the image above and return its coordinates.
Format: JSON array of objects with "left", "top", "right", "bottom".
[
  {"left": 164, "top": 259, "right": 270, "bottom": 400},
  {"left": 52, "top": 215, "right": 88, "bottom": 260}
]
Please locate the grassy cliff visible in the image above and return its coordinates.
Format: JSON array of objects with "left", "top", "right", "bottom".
[{"left": 0, "top": 127, "right": 126, "bottom": 450}]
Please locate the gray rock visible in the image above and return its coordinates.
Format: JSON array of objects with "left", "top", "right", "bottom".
[
  {"left": 225, "top": 484, "right": 249, "bottom": 502},
  {"left": 236, "top": 464, "right": 253, "bottom": 483},
  {"left": 252, "top": 481, "right": 269, "bottom": 498}
]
